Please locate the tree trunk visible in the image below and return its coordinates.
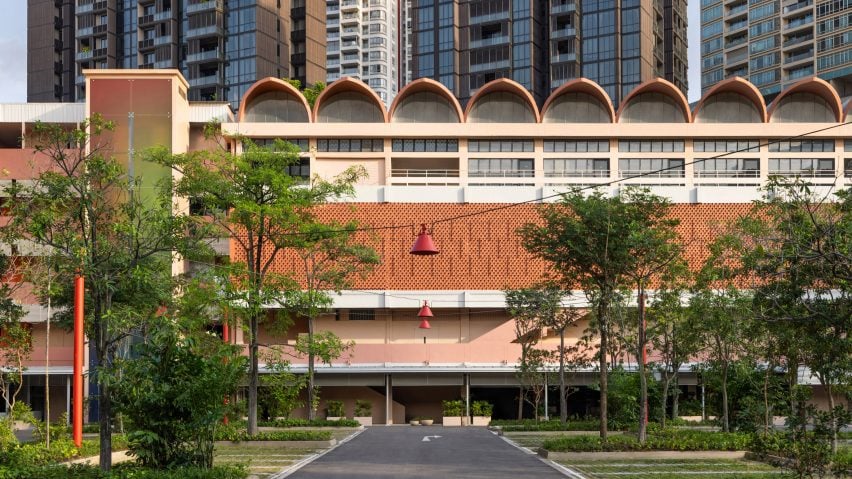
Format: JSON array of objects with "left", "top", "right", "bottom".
[
  {"left": 660, "top": 376, "right": 670, "bottom": 429},
  {"left": 559, "top": 328, "right": 567, "bottom": 425},
  {"left": 672, "top": 375, "right": 680, "bottom": 420},
  {"left": 637, "top": 290, "right": 647, "bottom": 443},
  {"left": 721, "top": 362, "right": 729, "bottom": 433},
  {"left": 247, "top": 313, "right": 259, "bottom": 435},
  {"left": 598, "top": 302, "right": 608, "bottom": 440},
  {"left": 763, "top": 367, "right": 770, "bottom": 434},
  {"left": 307, "top": 319, "right": 316, "bottom": 420},
  {"left": 826, "top": 383, "right": 837, "bottom": 454},
  {"left": 517, "top": 386, "right": 523, "bottom": 420},
  {"left": 98, "top": 382, "right": 111, "bottom": 471}
]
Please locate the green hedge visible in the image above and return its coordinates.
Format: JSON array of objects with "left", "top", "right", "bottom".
[
  {"left": 214, "top": 428, "right": 331, "bottom": 442},
  {"left": 490, "top": 419, "right": 600, "bottom": 431},
  {"left": 543, "top": 430, "right": 753, "bottom": 452},
  {"left": 257, "top": 418, "right": 359, "bottom": 428},
  {"left": 0, "top": 463, "right": 247, "bottom": 479}
]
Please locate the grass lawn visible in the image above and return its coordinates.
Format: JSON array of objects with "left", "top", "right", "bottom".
[
  {"left": 503, "top": 431, "right": 600, "bottom": 449},
  {"left": 557, "top": 459, "right": 787, "bottom": 479},
  {"left": 213, "top": 428, "right": 360, "bottom": 478}
]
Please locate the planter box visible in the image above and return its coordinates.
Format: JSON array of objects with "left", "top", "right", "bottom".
[
  {"left": 410, "top": 420, "right": 420, "bottom": 426},
  {"left": 472, "top": 416, "right": 491, "bottom": 426},
  {"left": 354, "top": 416, "right": 372, "bottom": 426},
  {"left": 442, "top": 416, "right": 462, "bottom": 426},
  {"left": 326, "top": 416, "right": 343, "bottom": 421},
  {"left": 420, "top": 419, "right": 434, "bottom": 426}
]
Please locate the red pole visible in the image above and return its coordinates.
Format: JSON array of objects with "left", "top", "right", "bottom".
[{"left": 73, "top": 275, "right": 84, "bottom": 448}]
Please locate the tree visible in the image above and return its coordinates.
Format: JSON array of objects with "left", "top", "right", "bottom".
[
  {"left": 505, "top": 287, "right": 549, "bottom": 420},
  {"left": 0, "top": 253, "right": 28, "bottom": 420},
  {"left": 648, "top": 285, "right": 700, "bottom": 427},
  {"left": 3, "top": 116, "right": 196, "bottom": 471},
  {"left": 505, "top": 286, "right": 582, "bottom": 424},
  {"left": 282, "top": 79, "right": 326, "bottom": 108},
  {"left": 111, "top": 313, "right": 246, "bottom": 469},
  {"left": 735, "top": 178, "right": 851, "bottom": 451},
  {"left": 519, "top": 187, "right": 676, "bottom": 440},
  {"left": 285, "top": 221, "right": 378, "bottom": 419},
  {"left": 150, "top": 132, "right": 369, "bottom": 434}
]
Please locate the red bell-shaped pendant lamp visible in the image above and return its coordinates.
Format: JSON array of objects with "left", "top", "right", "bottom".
[
  {"left": 417, "top": 300, "right": 433, "bottom": 329},
  {"left": 410, "top": 223, "right": 439, "bottom": 255}
]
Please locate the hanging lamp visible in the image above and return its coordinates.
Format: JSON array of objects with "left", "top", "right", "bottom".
[
  {"left": 410, "top": 223, "right": 439, "bottom": 255},
  {"left": 417, "top": 300, "right": 433, "bottom": 329}
]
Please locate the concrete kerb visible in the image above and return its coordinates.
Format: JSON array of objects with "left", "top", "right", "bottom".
[
  {"left": 494, "top": 428, "right": 583, "bottom": 478},
  {"left": 214, "top": 439, "right": 337, "bottom": 448},
  {"left": 64, "top": 450, "right": 134, "bottom": 466},
  {"left": 269, "top": 427, "right": 366, "bottom": 479},
  {"left": 538, "top": 449, "right": 748, "bottom": 461}
]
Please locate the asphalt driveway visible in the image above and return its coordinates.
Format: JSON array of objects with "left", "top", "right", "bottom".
[{"left": 283, "top": 426, "right": 567, "bottom": 479}]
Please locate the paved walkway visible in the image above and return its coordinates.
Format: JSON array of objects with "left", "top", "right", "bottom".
[{"left": 284, "top": 426, "right": 567, "bottom": 479}]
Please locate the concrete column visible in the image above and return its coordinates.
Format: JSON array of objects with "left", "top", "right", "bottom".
[
  {"left": 385, "top": 374, "right": 393, "bottom": 425},
  {"left": 464, "top": 373, "right": 470, "bottom": 423},
  {"left": 65, "top": 376, "right": 71, "bottom": 424}
]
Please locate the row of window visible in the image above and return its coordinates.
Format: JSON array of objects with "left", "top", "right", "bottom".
[{"left": 253, "top": 139, "right": 846, "bottom": 154}]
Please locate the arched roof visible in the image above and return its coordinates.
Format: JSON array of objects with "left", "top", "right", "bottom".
[
  {"left": 767, "top": 77, "right": 843, "bottom": 123},
  {"left": 540, "top": 78, "right": 616, "bottom": 123},
  {"left": 845, "top": 97, "right": 852, "bottom": 122},
  {"left": 389, "top": 78, "right": 464, "bottom": 123},
  {"left": 617, "top": 78, "right": 691, "bottom": 123},
  {"left": 464, "top": 78, "right": 541, "bottom": 123},
  {"left": 313, "top": 76, "right": 388, "bottom": 123},
  {"left": 238, "top": 77, "right": 312, "bottom": 122},
  {"left": 692, "top": 77, "right": 767, "bottom": 123}
]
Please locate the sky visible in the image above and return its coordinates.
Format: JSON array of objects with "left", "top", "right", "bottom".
[{"left": 0, "top": 1, "right": 704, "bottom": 104}]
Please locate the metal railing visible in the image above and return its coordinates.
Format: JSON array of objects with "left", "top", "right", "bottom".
[
  {"left": 769, "top": 169, "right": 834, "bottom": 177},
  {"left": 694, "top": 170, "right": 760, "bottom": 178},
  {"left": 390, "top": 169, "right": 460, "bottom": 178},
  {"left": 469, "top": 170, "right": 535, "bottom": 178},
  {"left": 545, "top": 170, "right": 609, "bottom": 178}
]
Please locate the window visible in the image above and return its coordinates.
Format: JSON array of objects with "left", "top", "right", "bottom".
[
  {"left": 702, "top": 20, "right": 722, "bottom": 39},
  {"left": 618, "top": 158, "right": 685, "bottom": 177},
  {"left": 316, "top": 138, "right": 384, "bottom": 152},
  {"left": 349, "top": 309, "right": 375, "bottom": 321},
  {"left": 769, "top": 158, "right": 835, "bottom": 176},
  {"left": 769, "top": 140, "right": 835, "bottom": 152},
  {"left": 695, "top": 158, "right": 760, "bottom": 177},
  {"left": 618, "top": 140, "right": 685, "bottom": 152},
  {"left": 845, "top": 158, "right": 852, "bottom": 177},
  {"left": 545, "top": 159, "right": 609, "bottom": 177},
  {"left": 694, "top": 140, "right": 760, "bottom": 152},
  {"left": 392, "top": 139, "right": 459, "bottom": 152},
  {"left": 468, "top": 139, "right": 533, "bottom": 152},
  {"left": 469, "top": 158, "right": 534, "bottom": 177},
  {"left": 543, "top": 140, "right": 610, "bottom": 152}
]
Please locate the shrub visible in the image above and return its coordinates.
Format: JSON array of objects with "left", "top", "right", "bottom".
[
  {"left": 442, "top": 400, "right": 464, "bottom": 416},
  {"left": 325, "top": 400, "right": 345, "bottom": 418},
  {"left": 471, "top": 401, "right": 493, "bottom": 417},
  {"left": 0, "top": 463, "right": 247, "bottom": 479},
  {"left": 354, "top": 400, "right": 372, "bottom": 417},
  {"left": 490, "top": 418, "right": 599, "bottom": 431},
  {"left": 543, "top": 429, "right": 753, "bottom": 452},
  {"left": 214, "top": 428, "right": 331, "bottom": 442},
  {"left": 258, "top": 418, "right": 359, "bottom": 428}
]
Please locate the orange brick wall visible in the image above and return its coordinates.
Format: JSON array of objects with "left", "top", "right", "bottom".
[{"left": 231, "top": 202, "right": 752, "bottom": 290}]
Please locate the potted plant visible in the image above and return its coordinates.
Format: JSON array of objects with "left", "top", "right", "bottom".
[
  {"left": 325, "top": 400, "right": 345, "bottom": 420},
  {"left": 471, "top": 400, "right": 493, "bottom": 426},
  {"left": 442, "top": 399, "right": 464, "bottom": 426},
  {"left": 419, "top": 417, "right": 434, "bottom": 426},
  {"left": 354, "top": 399, "right": 372, "bottom": 426},
  {"left": 409, "top": 418, "right": 420, "bottom": 426}
]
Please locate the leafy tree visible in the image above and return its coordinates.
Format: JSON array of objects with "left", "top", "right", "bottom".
[
  {"left": 648, "top": 285, "right": 700, "bottom": 427},
  {"left": 505, "top": 288, "right": 549, "bottom": 420},
  {"left": 519, "top": 187, "right": 677, "bottom": 440},
  {"left": 110, "top": 314, "right": 246, "bottom": 468},
  {"left": 505, "top": 286, "right": 582, "bottom": 424},
  {"left": 735, "top": 178, "right": 851, "bottom": 451},
  {"left": 3, "top": 116, "right": 196, "bottom": 471},
  {"left": 150, "top": 131, "right": 369, "bottom": 433},
  {"left": 282, "top": 79, "right": 326, "bottom": 108},
  {"left": 0, "top": 253, "right": 27, "bottom": 422},
  {"left": 284, "top": 221, "right": 378, "bottom": 419},
  {"left": 260, "top": 351, "right": 306, "bottom": 420}
]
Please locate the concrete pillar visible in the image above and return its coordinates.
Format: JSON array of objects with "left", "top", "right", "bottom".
[{"left": 385, "top": 374, "right": 393, "bottom": 425}]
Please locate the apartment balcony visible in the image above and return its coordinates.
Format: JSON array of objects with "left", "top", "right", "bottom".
[
  {"left": 724, "top": 34, "right": 747, "bottom": 50},
  {"left": 94, "top": 24, "right": 107, "bottom": 34},
  {"left": 725, "top": 19, "right": 748, "bottom": 34},
  {"left": 291, "top": 29, "right": 306, "bottom": 42},
  {"left": 726, "top": 49, "right": 748, "bottom": 66},
  {"left": 551, "top": 52, "right": 577, "bottom": 63},
  {"left": 783, "top": 33, "right": 814, "bottom": 48},
  {"left": 76, "top": 49, "right": 93, "bottom": 60},
  {"left": 694, "top": 169, "right": 760, "bottom": 178},
  {"left": 188, "top": 74, "right": 222, "bottom": 87},
  {"left": 550, "top": 28, "right": 576, "bottom": 39},
  {"left": 54, "top": 39, "right": 63, "bottom": 53},
  {"left": 469, "top": 170, "right": 534, "bottom": 178},
  {"left": 91, "top": 0, "right": 107, "bottom": 12},
  {"left": 77, "top": 0, "right": 93, "bottom": 14},
  {"left": 340, "top": 0, "right": 359, "bottom": 11},
  {"left": 389, "top": 169, "right": 460, "bottom": 184},
  {"left": 186, "top": 48, "right": 222, "bottom": 63},
  {"left": 469, "top": 35, "right": 509, "bottom": 49},
  {"left": 92, "top": 47, "right": 107, "bottom": 59},
  {"left": 341, "top": 13, "right": 359, "bottom": 25},
  {"left": 770, "top": 168, "right": 833, "bottom": 178},
  {"left": 186, "top": 0, "right": 223, "bottom": 14},
  {"left": 291, "top": 52, "right": 306, "bottom": 65},
  {"left": 154, "top": 10, "right": 173, "bottom": 21},
  {"left": 782, "top": 0, "right": 813, "bottom": 16},
  {"left": 784, "top": 15, "right": 813, "bottom": 33},
  {"left": 545, "top": 170, "right": 609, "bottom": 178},
  {"left": 186, "top": 25, "right": 224, "bottom": 38},
  {"left": 725, "top": 2, "right": 747, "bottom": 19},
  {"left": 550, "top": 2, "right": 575, "bottom": 14},
  {"left": 340, "top": 40, "right": 359, "bottom": 52},
  {"left": 341, "top": 53, "right": 360, "bottom": 65},
  {"left": 784, "top": 49, "right": 813, "bottom": 65},
  {"left": 76, "top": 26, "right": 93, "bottom": 37},
  {"left": 138, "top": 38, "right": 155, "bottom": 50},
  {"left": 470, "top": 10, "right": 510, "bottom": 24},
  {"left": 326, "top": 5, "right": 339, "bottom": 16},
  {"left": 469, "top": 60, "right": 510, "bottom": 72}
]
